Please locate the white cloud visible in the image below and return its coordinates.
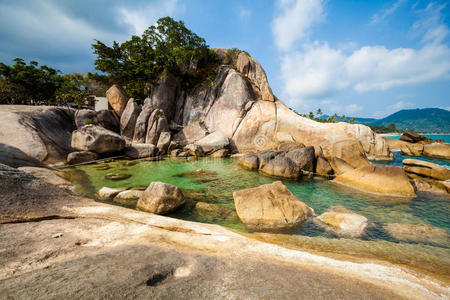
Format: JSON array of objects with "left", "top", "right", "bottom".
[
  {"left": 277, "top": 1, "right": 450, "bottom": 111},
  {"left": 239, "top": 8, "right": 252, "bottom": 21},
  {"left": 118, "top": 0, "right": 180, "bottom": 35},
  {"left": 272, "top": 0, "right": 324, "bottom": 51},
  {"left": 370, "top": 0, "right": 406, "bottom": 24}
]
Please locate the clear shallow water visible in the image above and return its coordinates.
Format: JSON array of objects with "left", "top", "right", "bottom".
[
  {"left": 68, "top": 157, "right": 450, "bottom": 236},
  {"left": 67, "top": 156, "right": 450, "bottom": 277},
  {"left": 373, "top": 151, "right": 450, "bottom": 168}
]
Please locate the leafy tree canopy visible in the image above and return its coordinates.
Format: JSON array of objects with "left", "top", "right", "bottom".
[{"left": 92, "top": 16, "right": 219, "bottom": 99}]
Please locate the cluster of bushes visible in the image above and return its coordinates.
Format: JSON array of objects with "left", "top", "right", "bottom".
[{"left": 0, "top": 17, "right": 220, "bottom": 106}]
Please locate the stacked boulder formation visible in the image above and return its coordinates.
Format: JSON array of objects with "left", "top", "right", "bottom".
[{"left": 385, "top": 130, "right": 449, "bottom": 159}]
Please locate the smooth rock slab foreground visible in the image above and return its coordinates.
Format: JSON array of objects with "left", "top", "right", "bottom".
[
  {"left": 233, "top": 181, "right": 313, "bottom": 231},
  {"left": 313, "top": 206, "right": 369, "bottom": 238},
  {"left": 137, "top": 182, "right": 185, "bottom": 214}
]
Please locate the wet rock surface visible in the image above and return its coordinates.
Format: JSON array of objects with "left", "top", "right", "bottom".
[{"left": 313, "top": 206, "right": 369, "bottom": 238}]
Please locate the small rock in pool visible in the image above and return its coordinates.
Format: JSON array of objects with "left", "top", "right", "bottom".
[
  {"left": 105, "top": 173, "right": 132, "bottom": 181},
  {"left": 95, "top": 165, "right": 111, "bottom": 170},
  {"left": 122, "top": 161, "right": 138, "bottom": 166}
]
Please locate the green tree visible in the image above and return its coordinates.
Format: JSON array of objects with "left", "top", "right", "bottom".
[
  {"left": 308, "top": 111, "right": 315, "bottom": 119},
  {"left": 91, "top": 17, "right": 219, "bottom": 99},
  {"left": 316, "top": 108, "right": 322, "bottom": 117}
]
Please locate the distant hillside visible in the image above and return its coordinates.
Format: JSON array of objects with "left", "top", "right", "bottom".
[{"left": 367, "top": 108, "right": 450, "bottom": 133}]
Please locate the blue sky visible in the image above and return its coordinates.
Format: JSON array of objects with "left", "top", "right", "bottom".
[{"left": 0, "top": 0, "right": 449, "bottom": 118}]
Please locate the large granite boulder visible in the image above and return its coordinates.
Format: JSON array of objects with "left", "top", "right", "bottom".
[
  {"left": 96, "top": 109, "right": 120, "bottom": 133},
  {"left": 194, "top": 131, "right": 229, "bottom": 154},
  {"left": 173, "top": 121, "right": 208, "bottom": 145},
  {"left": 156, "top": 132, "right": 171, "bottom": 154},
  {"left": 403, "top": 159, "right": 450, "bottom": 181},
  {"left": 66, "top": 151, "right": 99, "bottom": 165},
  {"left": 235, "top": 51, "right": 275, "bottom": 102},
  {"left": 233, "top": 181, "right": 313, "bottom": 231},
  {"left": 313, "top": 206, "right": 369, "bottom": 238},
  {"left": 237, "top": 153, "right": 259, "bottom": 170},
  {"left": 259, "top": 155, "right": 300, "bottom": 180},
  {"left": 257, "top": 150, "right": 284, "bottom": 169},
  {"left": 329, "top": 139, "right": 370, "bottom": 170},
  {"left": 384, "top": 137, "right": 424, "bottom": 156},
  {"left": 315, "top": 156, "right": 333, "bottom": 176},
  {"left": 113, "top": 190, "right": 144, "bottom": 206},
  {"left": 133, "top": 98, "right": 154, "bottom": 142},
  {"left": 285, "top": 146, "right": 315, "bottom": 172},
  {"left": 106, "top": 84, "right": 128, "bottom": 117},
  {"left": 124, "top": 143, "right": 157, "bottom": 159},
  {"left": 97, "top": 187, "right": 125, "bottom": 201},
  {"left": 71, "top": 125, "right": 125, "bottom": 154},
  {"left": 137, "top": 182, "right": 185, "bottom": 214},
  {"left": 383, "top": 223, "right": 449, "bottom": 246},
  {"left": 423, "top": 144, "right": 450, "bottom": 159},
  {"left": 145, "top": 109, "right": 169, "bottom": 145},
  {"left": 0, "top": 106, "right": 75, "bottom": 163},
  {"left": 183, "top": 144, "right": 204, "bottom": 157},
  {"left": 277, "top": 141, "right": 305, "bottom": 151},
  {"left": 74, "top": 109, "right": 97, "bottom": 128},
  {"left": 148, "top": 73, "right": 181, "bottom": 121},
  {"left": 120, "top": 98, "right": 141, "bottom": 140},
  {"left": 333, "top": 165, "right": 415, "bottom": 196}
]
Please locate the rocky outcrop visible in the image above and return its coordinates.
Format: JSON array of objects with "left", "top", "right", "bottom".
[
  {"left": 194, "top": 131, "right": 229, "bottom": 154},
  {"left": 106, "top": 84, "right": 128, "bottom": 117},
  {"left": 156, "top": 132, "right": 171, "bottom": 154},
  {"left": 137, "top": 182, "right": 185, "bottom": 214},
  {"left": 173, "top": 121, "right": 208, "bottom": 145},
  {"left": 120, "top": 98, "right": 141, "bottom": 140},
  {"left": 148, "top": 73, "right": 181, "bottom": 121},
  {"left": 0, "top": 106, "right": 75, "bottom": 164},
  {"left": 333, "top": 165, "right": 415, "bottom": 196},
  {"left": 66, "top": 151, "right": 99, "bottom": 165},
  {"left": 97, "top": 187, "right": 124, "bottom": 201},
  {"left": 403, "top": 159, "right": 450, "bottom": 181},
  {"left": 71, "top": 125, "right": 125, "bottom": 154},
  {"left": 183, "top": 144, "right": 203, "bottom": 157},
  {"left": 96, "top": 109, "right": 120, "bottom": 133},
  {"left": 313, "top": 206, "right": 369, "bottom": 238},
  {"left": 384, "top": 138, "right": 424, "bottom": 156},
  {"left": 145, "top": 109, "right": 169, "bottom": 145},
  {"left": 399, "top": 130, "right": 433, "bottom": 144},
  {"left": 412, "top": 178, "right": 450, "bottom": 195},
  {"left": 237, "top": 153, "right": 259, "bottom": 170},
  {"left": 74, "top": 109, "right": 97, "bottom": 128},
  {"left": 124, "top": 143, "right": 157, "bottom": 159},
  {"left": 133, "top": 98, "right": 154, "bottom": 142},
  {"left": 233, "top": 181, "right": 313, "bottom": 231},
  {"left": 285, "top": 146, "right": 315, "bottom": 172},
  {"left": 423, "top": 143, "right": 450, "bottom": 159},
  {"left": 259, "top": 155, "right": 300, "bottom": 180},
  {"left": 383, "top": 223, "right": 449, "bottom": 246},
  {"left": 329, "top": 157, "right": 355, "bottom": 175},
  {"left": 257, "top": 150, "right": 283, "bottom": 170},
  {"left": 315, "top": 157, "right": 333, "bottom": 176},
  {"left": 209, "top": 149, "right": 230, "bottom": 158}
]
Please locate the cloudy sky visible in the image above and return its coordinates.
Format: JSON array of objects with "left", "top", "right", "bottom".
[{"left": 0, "top": 0, "right": 449, "bottom": 118}]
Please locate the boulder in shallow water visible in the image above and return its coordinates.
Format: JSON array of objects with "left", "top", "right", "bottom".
[
  {"left": 333, "top": 165, "right": 415, "bottom": 196},
  {"left": 237, "top": 153, "right": 259, "bottom": 170},
  {"left": 412, "top": 178, "right": 450, "bottom": 195},
  {"left": 403, "top": 159, "right": 450, "bottom": 181},
  {"left": 113, "top": 190, "right": 144, "bottom": 206},
  {"left": 315, "top": 156, "right": 333, "bottom": 176},
  {"left": 124, "top": 143, "right": 157, "bottom": 159},
  {"left": 233, "top": 181, "right": 313, "bottom": 231},
  {"left": 259, "top": 155, "right": 300, "bottom": 180},
  {"left": 423, "top": 143, "right": 450, "bottom": 160},
  {"left": 285, "top": 146, "right": 315, "bottom": 172},
  {"left": 194, "top": 131, "right": 229, "bottom": 154},
  {"left": 383, "top": 223, "right": 449, "bottom": 246},
  {"left": 67, "top": 151, "right": 99, "bottom": 165},
  {"left": 137, "top": 181, "right": 185, "bottom": 214},
  {"left": 313, "top": 206, "right": 369, "bottom": 238},
  {"left": 257, "top": 150, "right": 284, "bottom": 170},
  {"left": 156, "top": 132, "right": 171, "bottom": 154},
  {"left": 183, "top": 144, "right": 203, "bottom": 157},
  {"left": 97, "top": 187, "right": 125, "bottom": 201},
  {"left": 71, "top": 125, "right": 125, "bottom": 154},
  {"left": 105, "top": 173, "right": 131, "bottom": 181}
]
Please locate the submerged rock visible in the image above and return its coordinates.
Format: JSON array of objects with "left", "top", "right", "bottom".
[
  {"left": 237, "top": 153, "right": 259, "bottom": 170},
  {"left": 71, "top": 125, "right": 125, "bottom": 154},
  {"left": 313, "top": 206, "right": 369, "bottom": 238},
  {"left": 233, "top": 181, "right": 313, "bottom": 231},
  {"left": 333, "top": 165, "right": 415, "bottom": 196},
  {"left": 105, "top": 173, "right": 131, "bottom": 181},
  {"left": 383, "top": 223, "right": 449, "bottom": 246},
  {"left": 137, "top": 182, "right": 185, "bottom": 214},
  {"left": 67, "top": 151, "right": 99, "bottom": 165}
]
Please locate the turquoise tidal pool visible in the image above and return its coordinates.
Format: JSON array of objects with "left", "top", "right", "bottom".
[{"left": 66, "top": 156, "right": 450, "bottom": 278}]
